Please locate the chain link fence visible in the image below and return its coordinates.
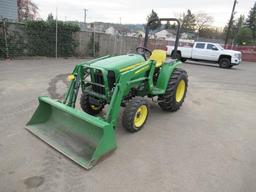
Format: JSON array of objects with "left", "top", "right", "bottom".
[
  {"left": 0, "top": 20, "right": 171, "bottom": 59},
  {"left": 0, "top": 20, "right": 26, "bottom": 58},
  {"left": 1, "top": 20, "right": 256, "bottom": 62}
]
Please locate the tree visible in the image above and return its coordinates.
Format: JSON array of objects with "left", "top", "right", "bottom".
[
  {"left": 223, "top": 15, "right": 245, "bottom": 44},
  {"left": 234, "top": 15, "right": 245, "bottom": 42},
  {"left": 245, "top": 2, "right": 256, "bottom": 40},
  {"left": 236, "top": 27, "right": 253, "bottom": 45},
  {"left": 17, "top": 0, "right": 38, "bottom": 21},
  {"left": 195, "top": 12, "right": 214, "bottom": 34},
  {"left": 146, "top": 10, "right": 161, "bottom": 30},
  {"left": 198, "top": 28, "right": 223, "bottom": 39},
  {"left": 170, "top": 23, "right": 176, "bottom": 30},
  {"left": 180, "top": 10, "right": 196, "bottom": 33},
  {"left": 165, "top": 21, "right": 171, "bottom": 29},
  {"left": 47, "top": 13, "right": 54, "bottom": 21}
]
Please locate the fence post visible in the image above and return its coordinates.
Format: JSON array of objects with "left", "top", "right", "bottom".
[
  {"left": 3, "top": 19, "right": 9, "bottom": 59},
  {"left": 113, "top": 35, "right": 116, "bottom": 55},
  {"left": 93, "top": 24, "right": 95, "bottom": 57}
]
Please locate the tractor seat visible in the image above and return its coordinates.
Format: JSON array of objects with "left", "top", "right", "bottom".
[{"left": 149, "top": 49, "right": 167, "bottom": 67}]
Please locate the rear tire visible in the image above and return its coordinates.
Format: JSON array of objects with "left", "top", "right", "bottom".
[
  {"left": 80, "top": 93, "right": 104, "bottom": 115},
  {"left": 219, "top": 57, "right": 231, "bottom": 68},
  {"left": 122, "top": 97, "right": 149, "bottom": 133},
  {"left": 158, "top": 68, "right": 188, "bottom": 112}
]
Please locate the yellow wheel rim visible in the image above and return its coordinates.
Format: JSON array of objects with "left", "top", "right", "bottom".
[
  {"left": 134, "top": 105, "right": 148, "bottom": 128},
  {"left": 175, "top": 80, "right": 186, "bottom": 102}
]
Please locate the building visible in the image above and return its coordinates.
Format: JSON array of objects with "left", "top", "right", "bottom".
[
  {"left": 105, "top": 27, "right": 119, "bottom": 36},
  {"left": 155, "top": 30, "right": 176, "bottom": 40},
  {"left": 0, "top": 0, "right": 18, "bottom": 21},
  {"left": 127, "top": 31, "right": 145, "bottom": 38}
]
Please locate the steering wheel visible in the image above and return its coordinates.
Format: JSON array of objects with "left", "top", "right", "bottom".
[{"left": 136, "top": 46, "right": 152, "bottom": 60}]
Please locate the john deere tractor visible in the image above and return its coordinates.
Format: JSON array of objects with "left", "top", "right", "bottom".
[{"left": 26, "top": 18, "right": 188, "bottom": 169}]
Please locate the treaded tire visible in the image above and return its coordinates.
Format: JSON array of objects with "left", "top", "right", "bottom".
[
  {"left": 122, "top": 97, "right": 149, "bottom": 133},
  {"left": 219, "top": 57, "right": 231, "bottom": 68},
  {"left": 158, "top": 68, "right": 188, "bottom": 112},
  {"left": 80, "top": 93, "right": 104, "bottom": 115},
  {"left": 181, "top": 58, "right": 187, "bottom": 62}
]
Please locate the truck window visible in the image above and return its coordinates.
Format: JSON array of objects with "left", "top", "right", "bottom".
[
  {"left": 195, "top": 43, "right": 205, "bottom": 49},
  {"left": 207, "top": 44, "right": 218, "bottom": 50}
]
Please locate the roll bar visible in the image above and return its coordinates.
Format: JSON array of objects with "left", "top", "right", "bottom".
[{"left": 144, "top": 18, "right": 181, "bottom": 59}]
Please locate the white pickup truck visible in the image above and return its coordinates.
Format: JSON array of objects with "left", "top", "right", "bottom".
[{"left": 166, "top": 42, "right": 242, "bottom": 68}]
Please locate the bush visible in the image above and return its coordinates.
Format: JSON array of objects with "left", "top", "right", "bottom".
[
  {"left": 25, "top": 20, "right": 80, "bottom": 57},
  {"left": 0, "top": 22, "right": 26, "bottom": 58},
  {"left": 0, "top": 34, "right": 5, "bottom": 58}
]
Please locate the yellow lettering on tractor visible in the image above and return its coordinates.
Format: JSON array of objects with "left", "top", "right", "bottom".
[{"left": 119, "top": 62, "right": 144, "bottom": 73}]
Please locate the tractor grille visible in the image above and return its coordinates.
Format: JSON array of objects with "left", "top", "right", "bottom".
[
  {"left": 92, "top": 71, "right": 105, "bottom": 94},
  {"left": 92, "top": 70, "right": 116, "bottom": 95},
  {"left": 108, "top": 71, "right": 116, "bottom": 91}
]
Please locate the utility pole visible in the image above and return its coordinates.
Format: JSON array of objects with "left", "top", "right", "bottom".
[
  {"left": 84, "top": 9, "right": 88, "bottom": 23},
  {"left": 225, "top": 0, "right": 238, "bottom": 47}
]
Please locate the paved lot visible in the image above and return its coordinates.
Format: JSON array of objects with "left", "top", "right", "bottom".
[{"left": 0, "top": 58, "right": 256, "bottom": 192}]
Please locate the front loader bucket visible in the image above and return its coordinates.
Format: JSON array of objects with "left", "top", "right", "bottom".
[{"left": 26, "top": 96, "right": 117, "bottom": 169}]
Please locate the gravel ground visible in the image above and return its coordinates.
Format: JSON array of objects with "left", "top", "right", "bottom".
[{"left": 0, "top": 58, "right": 256, "bottom": 192}]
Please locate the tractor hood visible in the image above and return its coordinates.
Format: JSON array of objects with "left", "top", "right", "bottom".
[{"left": 91, "top": 54, "right": 145, "bottom": 74}]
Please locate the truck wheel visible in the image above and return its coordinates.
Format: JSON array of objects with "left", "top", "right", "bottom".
[
  {"left": 80, "top": 93, "right": 104, "bottom": 115},
  {"left": 158, "top": 68, "right": 188, "bottom": 112},
  {"left": 174, "top": 52, "right": 186, "bottom": 62},
  {"left": 219, "top": 57, "right": 231, "bottom": 68},
  {"left": 174, "top": 52, "right": 181, "bottom": 60},
  {"left": 181, "top": 58, "right": 187, "bottom": 62},
  {"left": 122, "top": 97, "right": 149, "bottom": 133}
]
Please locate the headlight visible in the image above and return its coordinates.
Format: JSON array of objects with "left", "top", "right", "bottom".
[
  {"left": 68, "top": 74, "right": 75, "bottom": 81},
  {"left": 234, "top": 53, "right": 240, "bottom": 58}
]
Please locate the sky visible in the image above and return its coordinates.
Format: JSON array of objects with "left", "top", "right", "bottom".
[{"left": 33, "top": 0, "right": 255, "bottom": 28}]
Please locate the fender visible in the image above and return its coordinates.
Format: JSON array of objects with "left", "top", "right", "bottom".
[{"left": 155, "top": 60, "right": 182, "bottom": 93}]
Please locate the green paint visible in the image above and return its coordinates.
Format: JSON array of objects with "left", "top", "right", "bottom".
[{"left": 26, "top": 54, "right": 182, "bottom": 169}]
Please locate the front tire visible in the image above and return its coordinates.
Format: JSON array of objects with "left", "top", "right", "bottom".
[
  {"left": 122, "top": 97, "right": 149, "bottom": 133},
  {"left": 158, "top": 68, "right": 188, "bottom": 112},
  {"left": 80, "top": 93, "right": 104, "bottom": 115},
  {"left": 219, "top": 57, "right": 231, "bottom": 68}
]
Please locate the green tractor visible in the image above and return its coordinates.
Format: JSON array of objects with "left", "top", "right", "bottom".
[{"left": 26, "top": 18, "right": 188, "bottom": 169}]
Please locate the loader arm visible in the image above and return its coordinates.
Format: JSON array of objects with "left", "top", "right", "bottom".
[
  {"left": 63, "top": 55, "right": 112, "bottom": 107},
  {"left": 104, "top": 60, "right": 153, "bottom": 126},
  {"left": 62, "top": 60, "right": 154, "bottom": 127}
]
